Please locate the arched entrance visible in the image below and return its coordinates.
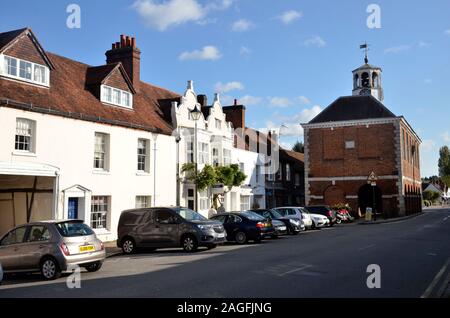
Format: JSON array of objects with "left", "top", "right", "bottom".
[
  {"left": 358, "top": 184, "right": 383, "bottom": 215},
  {"left": 324, "top": 185, "right": 345, "bottom": 207}
]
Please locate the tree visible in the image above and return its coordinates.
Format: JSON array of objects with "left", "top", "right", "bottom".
[
  {"left": 182, "top": 163, "right": 247, "bottom": 209},
  {"left": 292, "top": 141, "right": 304, "bottom": 153},
  {"left": 422, "top": 190, "right": 440, "bottom": 204},
  {"left": 438, "top": 146, "right": 450, "bottom": 177}
]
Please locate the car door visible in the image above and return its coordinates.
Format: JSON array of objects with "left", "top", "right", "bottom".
[
  {"left": 0, "top": 226, "right": 28, "bottom": 271},
  {"left": 153, "top": 209, "right": 180, "bottom": 246},
  {"left": 21, "top": 225, "right": 52, "bottom": 270},
  {"left": 225, "top": 215, "right": 243, "bottom": 239}
]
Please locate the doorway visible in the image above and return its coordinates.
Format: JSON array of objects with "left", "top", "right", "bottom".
[
  {"left": 68, "top": 198, "right": 79, "bottom": 219},
  {"left": 358, "top": 184, "right": 383, "bottom": 215}
]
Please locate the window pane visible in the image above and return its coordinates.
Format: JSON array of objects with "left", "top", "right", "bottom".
[
  {"left": 113, "top": 89, "right": 121, "bottom": 104},
  {"left": 5, "top": 56, "right": 17, "bottom": 76},
  {"left": 94, "top": 133, "right": 107, "bottom": 169},
  {"left": 91, "top": 196, "right": 108, "bottom": 229},
  {"left": 33, "top": 65, "right": 46, "bottom": 84},
  {"left": 15, "top": 119, "right": 33, "bottom": 152},
  {"left": 19, "top": 60, "right": 32, "bottom": 80}
]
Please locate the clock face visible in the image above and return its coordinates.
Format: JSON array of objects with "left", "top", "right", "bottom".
[{"left": 360, "top": 88, "right": 371, "bottom": 96}]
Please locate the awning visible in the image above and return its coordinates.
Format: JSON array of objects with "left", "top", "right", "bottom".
[{"left": 0, "top": 161, "right": 60, "bottom": 177}]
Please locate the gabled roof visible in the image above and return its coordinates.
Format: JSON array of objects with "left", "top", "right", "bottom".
[
  {"left": 0, "top": 27, "right": 55, "bottom": 69},
  {"left": 352, "top": 63, "right": 382, "bottom": 72},
  {"left": 308, "top": 95, "right": 396, "bottom": 124},
  {"left": 86, "top": 63, "right": 136, "bottom": 93}
]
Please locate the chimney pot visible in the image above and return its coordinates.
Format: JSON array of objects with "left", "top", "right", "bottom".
[
  {"left": 187, "top": 80, "right": 194, "bottom": 91},
  {"left": 120, "top": 34, "right": 126, "bottom": 47},
  {"left": 131, "top": 37, "right": 136, "bottom": 48},
  {"left": 126, "top": 36, "right": 131, "bottom": 47},
  {"left": 234, "top": 99, "right": 237, "bottom": 106}
]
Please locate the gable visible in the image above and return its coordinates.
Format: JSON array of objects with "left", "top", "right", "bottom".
[
  {"left": 2, "top": 31, "right": 53, "bottom": 68},
  {"left": 104, "top": 67, "right": 131, "bottom": 92}
]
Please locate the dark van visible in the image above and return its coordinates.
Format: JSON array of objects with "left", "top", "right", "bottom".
[{"left": 117, "top": 207, "right": 226, "bottom": 253}]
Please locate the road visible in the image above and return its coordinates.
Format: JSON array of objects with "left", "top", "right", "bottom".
[{"left": 1, "top": 208, "right": 449, "bottom": 298}]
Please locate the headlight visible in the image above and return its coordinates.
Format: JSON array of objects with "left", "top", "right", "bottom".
[
  {"left": 198, "top": 225, "right": 213, "bottom": 231},
  {"left": 289, "top": 219, "right": 299, "bottom": 225}
]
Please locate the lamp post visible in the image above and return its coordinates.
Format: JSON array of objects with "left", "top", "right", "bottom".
[
  {"left": 151, "top": 132, "right": 158, "bottom": 207},
  {"left": 174, "top": 129, "right": 181, "bottom": 207},
  {"left": 190, "top": 105, "right": 202, "bottom": 212}
]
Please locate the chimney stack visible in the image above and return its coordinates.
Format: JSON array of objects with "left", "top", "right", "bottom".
[
  {"left": 197, "top": 95, "right": 208, "bottom": 107},
  {"left": 106, "top": 35, "right": 141, "bottom": 90}
]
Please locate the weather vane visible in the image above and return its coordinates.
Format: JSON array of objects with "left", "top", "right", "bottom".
[{"left": 360, "top": 42, "right": 370, "bottom": 64}]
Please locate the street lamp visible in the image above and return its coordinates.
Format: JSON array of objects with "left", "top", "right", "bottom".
[{"left": 190, "top": 104, "right": 202, "bottom": 212}]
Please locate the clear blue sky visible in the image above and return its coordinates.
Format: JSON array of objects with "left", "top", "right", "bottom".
[{"left": 2, "top": 0, "right": 450, "bottom": 177}]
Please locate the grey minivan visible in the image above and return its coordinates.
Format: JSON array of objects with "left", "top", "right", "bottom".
[
  {"left": 117, "top": 207, "right": 226, "bottom": 253},
  {"left": 0, "top": 220, "right": 105, "bottom": 280}
]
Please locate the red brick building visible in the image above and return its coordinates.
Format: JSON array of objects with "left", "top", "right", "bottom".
[{"left": 302, "top": 59, "right": 422, "bottom": 218}]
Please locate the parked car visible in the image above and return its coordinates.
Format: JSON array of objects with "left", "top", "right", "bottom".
[
  {"left": 305, "top": 205, "right": 337, "bottom": 226},
  {"left": 273, "top": 207, "right": 313, "bottom": 230},
  {"left": 0, "top": 262, "right": 3, "bottom": 285},
  {"left": 0, "top": 220, "right": 106, "bottom": 280},
  {"left": 250, "top": 208, "right": 304, "bottom": 235},
  {"left": 117, "top": 207, "right": 226, "bottom": 254},
  {"left": 270, "top": 219, "right": 288, "bottom": 238},
  {"left": 210, "top": 211, "right": 275, "bottom": 244}
]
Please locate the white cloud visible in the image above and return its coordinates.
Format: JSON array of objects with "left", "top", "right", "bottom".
[
  {"left": 232, "top": 19, "right": 253, "bottom": 32},
  {"left": 240, "top": 46, "right": 251, "bottom": 55},
  {"left": 277, "top": 10, "right": 303, "bottom": 24},
  {"left": 294, "top": 105, "right": 322, "bottom": 123},
  {"left": 297, "top": 96, "right": 311, "bottom": 105},
  {"left": 265, "top": 105, "right": 323, "bottom": 137},
  {"left": 132, "top": 0, "right": 234, "bottom": 31},
  {"left": 442, "top": 132, "right": 450, "bottom": 142},
  {"left": 179, "top": 46, "right": 222, "bottom": 61},
  {"left": 418, "top": 41, "right": 431, "bottom": 48},
  {"left": 215, "top": 81, "right": 245, "bottom": 93},
  {"left": 270, "top": 97, "right": 292, "bottom": 108},
  {"left": 384, "top": 45, "right": 411, "bottom": 54},
  {"left": 239, "top": 95, "right": 263, "bottom": 106},
  {"left": 303, "top": 36, "right": 326, "bottom": 48},
  {"left": 422, "top": 139, "right": 436, "bottom": 152}
]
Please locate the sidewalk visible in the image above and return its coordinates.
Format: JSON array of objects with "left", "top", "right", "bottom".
[
  {"left": 358, "top": 211, "right": 424, "bottom": 225},
  {"left": 104, "top": 241, "right": 122, "bottom": 258}
]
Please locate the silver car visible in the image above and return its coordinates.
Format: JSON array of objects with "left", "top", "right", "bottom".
[{"left": 0, "top": 220, "right": 106, "bottom": 280}]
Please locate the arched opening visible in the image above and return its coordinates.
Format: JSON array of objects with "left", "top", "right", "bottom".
[
  {"left": 358, "top": 184, "right": 383, "bottom": 216},
  {"left": 324, "top": 185, "right": 345, "bottom": 207},
  {"left": 372, "top": 72, "right": 379, "bottom": 88},
  {"left": 354, "top": 74, "right": 359, "bottom": 88},
  {"left": 361, "top": 72, "right": 370, "bottom": 88}
]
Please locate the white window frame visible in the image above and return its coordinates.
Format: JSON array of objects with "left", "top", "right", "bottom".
[
  {"left": 186, "top": 142, "right": 194, "bottom": 163},
  {"left": 199, "top": 190, "right": 209, "bottom": 211},
  {"left": 100, "top": 84, "right": 133, "bottom": 109},
  {"left": 212, "top": 147, "right": 220, "bottom": 166},
  {"left": 15, "top": 118, "right": 36, "bottom": 153},
  {"left": 199, "top": 142, "right": 209, "bottom": 165},
  {"left": 137, "top": 138, "right": 150, "bottom": 173},
  {"left": 223, "top": 149, "right": 231, "bottom": 165},
  {"left": 90, "top": 196, "right": 109, "bottom": 230},
  {"left": 136, "top": 196, "right": 151, "bottom": 208},
  {"left": 1, "top": 54, "right": 50, "bottom": 86},
  {"left": 93, "top": 132, "right": 110, "bottom": 171},
  {"left": 240, "top": 195, "right": 251, "bottom": 211}
]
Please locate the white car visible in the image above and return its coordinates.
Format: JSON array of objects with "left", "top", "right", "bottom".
[{"left": 274, "top": 207, "right": 328, "bottom": 230}]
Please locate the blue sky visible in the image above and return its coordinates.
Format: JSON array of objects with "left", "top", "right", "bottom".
[{"left": 2, "top": 0, "right": 450, "bottom": 177}]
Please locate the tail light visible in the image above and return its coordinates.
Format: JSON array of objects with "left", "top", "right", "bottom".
[
  {"left": 60, "top": 243, "right": 70, "bottom": 256},
  {"left": 100, "top": 242, "right": 104, "bottom": 250},
  {"left": 256, "top": 222, "right": 265, "bottom": 228},
  {"left": 328, "top": 211, "right": 333, "bottom": 217}
]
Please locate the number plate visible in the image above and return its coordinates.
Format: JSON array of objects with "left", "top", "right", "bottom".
[
  {"left": 79, "top": 245, "right": 95, "bottom": 253},
  {"left": 217, "top": 233, "right": 225, "bottom": 238}
]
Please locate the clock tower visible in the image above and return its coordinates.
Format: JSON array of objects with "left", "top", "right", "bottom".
[{"left": 352, "top": 48, "right": 384, "bottom": 102}]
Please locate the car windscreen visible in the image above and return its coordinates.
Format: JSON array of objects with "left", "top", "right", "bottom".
[
  {"left": 240, "top": 211, "right": 266, "bottom": 221},
  {"left": 55, "top": 221, "right": 95, "bottom": 237},
  {"left": 269, "top": 209, "right": 284, "bottom": 219},
  {"left": 175, "top": 208, "right": 207, "bottom": 221}
]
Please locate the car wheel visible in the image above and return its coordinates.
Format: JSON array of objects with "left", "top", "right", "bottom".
[
  {"left": 40, "top": 257, "right": 61, "bottom": 280},
  {"left": 121, "top": 237, "right": 136, "bottom": 254},
  {"left": 311, "top": 221, "right": 316, "bottom": 230},
  {"left": 182, "top": 235, "right": 198, "bottom": 253},
  {"left": 85, "top": 262, "right": 103, "bottom": 273},
  {"left": 235, "top": 231, "right": 247, "bottom": 244}
]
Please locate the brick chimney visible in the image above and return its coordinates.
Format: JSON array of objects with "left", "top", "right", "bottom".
[
  {"left": 106, "top": 34, "right": 141, "bottom": 90},
  {"left": 222, "top": 102, "right": 246, "bottom": 130},
  {"left": 197, "top": 94, "right": 208, "bottom": 107}
]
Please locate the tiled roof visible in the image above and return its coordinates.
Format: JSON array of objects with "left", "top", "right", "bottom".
[
  {"left": 309, "top": 95, "right": 396, "bottom": 124},
  {"left": 0, "top": 28, "right": 27, "bottom": 51},
  {"left": 0, "top": 29, "right": 180, "bottom": 135}
]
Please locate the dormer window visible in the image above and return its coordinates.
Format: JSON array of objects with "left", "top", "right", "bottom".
[
  {"left": 1, "top": 55, "right": 49, "bottom": 86},
  {"left": 100, "top": 84, "right": 133, "bottom": 109}
]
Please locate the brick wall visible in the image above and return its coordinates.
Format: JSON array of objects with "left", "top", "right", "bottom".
[{"left": 104, "top": 68, "right": 131, "bottom": 92}]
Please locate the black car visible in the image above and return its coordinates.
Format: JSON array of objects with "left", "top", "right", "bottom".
[
  {"left": 249, "top": 209, "right": 304, "bottom": 235},
  {"left": 304, "top": 205, "right": 337, "bottom": 226},
  {"left": 210, "top": 212, "right": 275, "bottom": 244}
]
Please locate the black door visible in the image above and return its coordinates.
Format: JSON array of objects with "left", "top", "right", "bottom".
[{"left": 358, "top": 184, "right": 383, "bottom": 215}]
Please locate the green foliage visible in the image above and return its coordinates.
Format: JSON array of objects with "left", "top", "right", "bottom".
[
  {"left": 438, "top": 146, "right": 450, "bottom": 177},
  {"left": 181, "top": 163, "right": 247, "bottom": 192},
  {"left": 422, "top": 190, "right": 440, "bottom": 203},
  {"left": 292, "top": 141, "right": 304, "bottom": 153}
]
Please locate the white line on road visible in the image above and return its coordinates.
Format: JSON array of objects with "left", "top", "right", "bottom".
[
  {"left": 421, "top": 256, "right": 450, "bottom": 298},
  {"left": 277, "top": 265, "right": 312, "bottom": 277},
  {"left": 358, "top": 244, "right": 376, "bottom": 251}
]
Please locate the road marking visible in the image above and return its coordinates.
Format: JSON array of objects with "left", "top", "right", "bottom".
[
  {"left": 421, "top": 256, "right": 450, "bottom": 298},
  {"left": 358, "top": 244, "right": 376, "bottom": 251},
  {"left": 436, "top": 272, "right": 450, "bottom": 298},
  {"left": 277, "top": 264, "right": 312, "bottom": 277}
]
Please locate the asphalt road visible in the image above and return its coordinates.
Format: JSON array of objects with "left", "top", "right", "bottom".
[{"left": 1, "top": 208, "right": 449, "bottom": 298}]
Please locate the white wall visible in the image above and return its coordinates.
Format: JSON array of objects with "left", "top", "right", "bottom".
[{"left": 0, "top": 107, "right": 177, "bottom": 241}]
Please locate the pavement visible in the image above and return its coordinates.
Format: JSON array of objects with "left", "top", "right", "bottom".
[{"left": 0, "top": 207, "right": 449, "bottom": 298}]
